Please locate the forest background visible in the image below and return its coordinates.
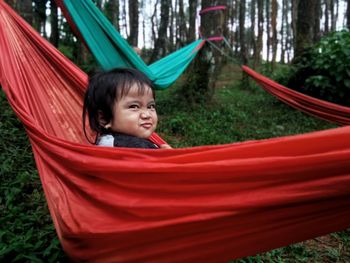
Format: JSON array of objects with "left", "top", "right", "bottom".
[{"left": 1, "top": 0, "right": 350, "bottom": 262}]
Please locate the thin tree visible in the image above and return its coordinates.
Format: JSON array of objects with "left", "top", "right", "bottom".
[
  {"left": 177, "top": 0, "right": 187, "bottom": 46},
  {"left": 149, "top": 0, "right": 170, "bottom": 63},
  {"left": 324, "top": 0, "right": 330, "bottom": 33},
  {"left": 240, "top": 0, "right": 248, "bottom": 65},
  {"left": 122, "top": 0, "right": 128, "bottom": 38},
  {"left": 255, "top": 0, "right": 264, "bottom": 66},
  {"left": 347, "top": 0, "right": 350, "bottom": 30},
  {"left": 150, "top": 0, "right": 159, "bottom": 48},
  {"left": 265, "top": 0, "right": 271, "bottom": 61},
  {"left": 291, "top": 0, "right": 298, "bottom": 53},
  {"left": 314, "top": 0, "right": 321, "bottom": 42},
  {"left": 285, "top": 0, "right": 292, "bottom": 62},
  {"left": 169, "top": 1, "right": 175, "bottom": 50},
  {"left": 18, "top": 0, "right": 33, "bottom": 25},
  {"left": 128, "top": 0, "right": 139, "bottom": 47},
  {"left": 104, "top": 0, "right": 120, "bottom": 31},
  {"left": 33, "top": 0, "right": 48, "bottom": 37},
  {"left": 50, "top": 0, "right": 59, "bottom": 47},
  {"left": 188, "top": 0, "right": 198, "bottom": 43},
  {"left": 330, "top": 0, "right": 339, "bottom": 31},
  {"left": 271, "top": 0, "right": 278, "bottom": 64},
  {"left": 250, "top": 0, "right": 257, "bottom": 63},
  {"left": 280, "top": 0, "right": 287, "bottom": 63}
]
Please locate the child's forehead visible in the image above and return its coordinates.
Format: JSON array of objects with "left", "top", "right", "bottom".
[{"left": 117, "top": 82, "right": 153, "bottom": 99}]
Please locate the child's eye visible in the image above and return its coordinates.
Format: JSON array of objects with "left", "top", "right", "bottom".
[
  {"left": 148, "top": 103, "right": 156, "bottom": 110},
  {"left": 129, "top": 104, "right": 139, "bottom": 109}
]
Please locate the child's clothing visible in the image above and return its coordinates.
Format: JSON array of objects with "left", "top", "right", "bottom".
[{"left": 97, "top": 133, "right": 158, "bottom": 149}]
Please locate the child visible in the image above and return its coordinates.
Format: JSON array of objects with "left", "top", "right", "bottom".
[{"left": 83, "top": 68, "right": 170, "bottom": 149}]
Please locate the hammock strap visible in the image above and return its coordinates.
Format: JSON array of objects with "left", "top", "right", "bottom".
[
  {"left": 205, "top": 36, "right": 242, "bottom": 66},
  {"left": 199, "top": 5, "right": 227, "bottom": 15}
]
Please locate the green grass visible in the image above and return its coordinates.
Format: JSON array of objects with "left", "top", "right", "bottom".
[
  {"left": 156, "top": 73, "right": 336, "bottom": 147},
  {"left": 0, "top": 91, "right": 67, "bottom": 262},
  {"left": 0, "top": 64, "right": 349, "bottom": 262}
]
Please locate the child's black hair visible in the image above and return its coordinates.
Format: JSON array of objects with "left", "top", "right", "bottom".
[{"left": 82, "top": 68, "right": 155, "bottom": 144}]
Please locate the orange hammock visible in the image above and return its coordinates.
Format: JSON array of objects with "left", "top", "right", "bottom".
[
  {"left": 242, "top": 66, "right": 350, "bottom": 126},
  {"left": 1, "top": 2, "right": 350, "bottom": 262}
]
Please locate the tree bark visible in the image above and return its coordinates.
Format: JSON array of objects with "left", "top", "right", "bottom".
[
  {"left": 150, "top": 0, "right": 159, "bottom": 48},
  {"left": 149, "top": 0, "right": 170, "bottom": 63},
  {"left": 33, "top": 0, "right": 48, "bottom": 37},
  {"left": 256, "top": 0, "right": 264, "bottom": 65},
  {"left": 250, "top": 0, "right": 257, "bottom": 65},
  {"left": 105, "top": 0, "right": 119, "bottom": 31},
  {"left": 291, "top": 0, "right": 298, "bottom": 55},
  {"left": 181, "top": 0, "right": 227, "bottom": 104},
  {"left": 50, "top": 0, "right": 59, "bottom": 47},
  {"left": 188, "top": 0, "right": 198, "bottom": 43},
  {"left": 280, "top": 0, "right": 287, "bottom": 63},
  {"left": 18, "top": 0, "right": 33, "bottom": 25},
  {"left": 169, "top": 1, "right": 175, "bottom": 50},
  {"left": 265, "top": 0, "right": 271, "bottom": 61},
  {"left": 122, "top": 0, "right": 128, "bottom": 37},
  {"left": 271, "top": 0, "right": 278, "bottom": 64},
  {"left": 325, "top": 0, "right": 330, "bottom": 33},
  {"left": 177, "top": 0, "right": 187, "bottom": 47},
  {"left": 347, "top": 0, "right": 350, "bottom": 30},
  {"left": 294, "top": 0, "right": 317, "bottom": 58},
  {"left": 314, "top": 0, "right": 321, "bottom": 43},
  {"left": 128, "top": 0, "right": 139, "bottom": 47},
  {"left": 239, "top": 0, "right": 247, "bottom": 65}
]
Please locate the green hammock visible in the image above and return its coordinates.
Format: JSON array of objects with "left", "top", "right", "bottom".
[{"left": 56, "top": 0, "right": 204, "bottom": 89}]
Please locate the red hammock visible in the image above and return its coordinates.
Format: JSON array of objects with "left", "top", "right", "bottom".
[
  {"left": 1, "top": 2, "right": 350, "bottom": 262},
  {"left": 242, "top": 66, "right": 350, "bottom": 126}
]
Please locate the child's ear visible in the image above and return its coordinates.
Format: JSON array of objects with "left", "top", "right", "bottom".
[{"left": 97, "top": 111, "right": 111, "bottom": 129}]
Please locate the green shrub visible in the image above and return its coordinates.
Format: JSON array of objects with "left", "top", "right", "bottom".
[{"left": 286, "top": 30, "right": 350, "bottom": 106}]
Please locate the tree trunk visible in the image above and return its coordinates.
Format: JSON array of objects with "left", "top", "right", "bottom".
[
  {"left": 271, "top": 0, "right": 278, "bottom": 64},
  {"left": 181, "top": 0, "right": 227, "bottom": 104},
  {"left": 177, "top": 0, "right": 187, "bottom": 47},
  {"left": 149, "top": 0, "right": 170, "bottom": 63},
  {"left": 294, "top": 0, "right": 317, "bottom": 58},
  {"left": 228, "top": 0, "right": 237, "bottom": 48},
  {"left": 285, "top": 0, "right": 292, "bottom": 63},
  {"left": 280, "top": 0, "right": 287, "bottom": 63},
  {"left": 265, "top": 0, "right": 271, "bottom": 61},
  {"left": 325, "top": 0, "right": 330, "bottom": 33},
  {"left": 330, "top": 0, "right": 338, "bottom": 31},
  {"left": 169, "top": 1, "right": 174, "bottom": 51},
  {"left": 239, "top": 0, "right": 247, "bottom": 65},
  {"left": 188, "top": 0, "right": 198, "bottom": 43},
  {"left": 18, "top": 0, "right": 33, "bottom": 25},
  {"left": 122, "top": 0, "right": 128, "bottom": 37},
  {"left": 50, "top": 0, "right": 59, "bottom": 47},
  {"left": 105, "top": 0, "right": 119, "bottom": 31},
  {"left": 33, "top": 0, "right": 48, "bottom": 37},
  {"left": 291, "top": 0, "right": 298, "bottom": 55},
  {"left": 347, "top": 0, "right": 350, "bottom": 30},
  {"left": 250, "top": 0, "right": 256, "bottom": 65},
  {"left": 150, "top": 0, "right": 159, "bottom": 48},
  {"left": 256, "top": 0, "right": 264, "bottom": 65},
  {"left": 128, "top": 0, "right": 139, "bottom": 47},
  {"left": 314, "top": 0, "right": 321, "bottom": 42}
]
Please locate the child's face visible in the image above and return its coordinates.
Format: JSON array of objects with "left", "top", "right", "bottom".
[{"left": 108, "top": 84, "right": 157, "bottom": 139}]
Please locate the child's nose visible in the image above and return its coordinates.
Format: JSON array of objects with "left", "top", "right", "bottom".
[{"left": 140, "top": 110, "right": 151, "bottom": 119}]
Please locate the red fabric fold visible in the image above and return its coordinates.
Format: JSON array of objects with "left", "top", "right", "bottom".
[
  {"left": 1, "top": 2, "right": 350, "bottom": 262},
  {"left": 242, "top": 65, "right": 350, "bottom": 126}
]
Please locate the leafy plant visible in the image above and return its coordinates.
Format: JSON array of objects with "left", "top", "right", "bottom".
[{"left": 286, "top": 30, "right": 350, "bottom": 106}]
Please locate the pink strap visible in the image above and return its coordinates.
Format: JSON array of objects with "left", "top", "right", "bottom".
[
  {"left": 207, "top": 36, "right": 224, "bottom": 41},
  {"left": 199, "top": 5, "right": 226, "bottom": 15}
]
